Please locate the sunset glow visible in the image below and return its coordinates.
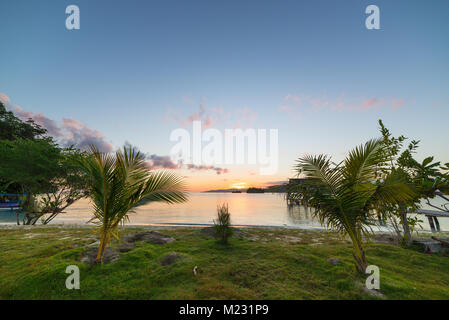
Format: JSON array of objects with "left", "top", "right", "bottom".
[{"left": 230, "top": 182, "right": 248, "bottom": 190}]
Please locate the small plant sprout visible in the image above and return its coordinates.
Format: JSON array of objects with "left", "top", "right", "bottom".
[{"left": 214, "top": 203, "right": 233, "bottom": 244}]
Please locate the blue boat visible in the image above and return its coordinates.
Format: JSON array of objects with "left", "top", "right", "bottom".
[{"left": 0, "top": 193, "right": 25, "bottom": 211}]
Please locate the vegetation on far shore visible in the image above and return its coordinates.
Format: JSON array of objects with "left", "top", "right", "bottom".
[{"left": 1, "top": 226, "right": 449, "bottom": 300}]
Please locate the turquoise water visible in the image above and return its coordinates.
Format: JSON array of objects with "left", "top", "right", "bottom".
[{"left": 1, "top": 193, "right": 448, "bottom": 231}]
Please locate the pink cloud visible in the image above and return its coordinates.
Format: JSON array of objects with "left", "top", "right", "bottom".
[
  {"left": 166, "top": 103, "right": 223, "bottom": 129},
  {"left": 13, "top": 105, "right": 63, "bottom": 137},
  {"left": 60, "top": 118, "right": 113, "bottom": 152},
  {"left": 284, "top": 94, "right": 303, "bottom": 104},
  {"left": 1, "top": 93, "right": 113, "bottom": 152},
  {"left": 391, "top": 98, "right": 404, "bottom": 110},
  {"left": 186, "top": 164, "right": 229, "bottom": 175},
  {"left": 0, "top": 93, "right": 10, "bottom": 105},
  {"left": 145, "top": 154, "right": 179, "bottom": 170},
  {"left": 362, "top": 97, "right": 381, "bottom": 109}
]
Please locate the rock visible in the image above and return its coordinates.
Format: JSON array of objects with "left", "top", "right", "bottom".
[
  {"left": 199, "top": 227, "right": 247, "bottom": 239},
  {"left": 160, "top": 252, "right": 183, "bottom": 266},
  {"left": 123, "top": 231, "right": 174, "bottom": 244},
  {"left": 328, "top": 258, "right": 340, "bottom": 266},
  {"left": 87, "top": 240, "right": 100, "bottom": 247},
  {"left": 199, "top": 227, "right": 217, "bottom": 238},
  {"left": 119, "top": 242, "right": 134, "bottom": 252},
  {"left": 81, "top": 247, "right": 119, "bottom": 265}
]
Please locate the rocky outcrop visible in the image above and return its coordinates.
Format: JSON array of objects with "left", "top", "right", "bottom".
[
  {"left": 123, "top": 231, "right": 175, "bottom": 244},
  {"left": 81, "top": 247, "right": 120, "bottom": 265},
  {"left": 199, "top": 227, "right": 248, "bottom": 239},
  {"left": 160, "top": 252, "right": 184, "bottom": 266}
]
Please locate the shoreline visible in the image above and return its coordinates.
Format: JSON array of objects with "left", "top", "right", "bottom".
[
  {"left": 0, "top": 222, "right": 325, "bottom": 230},
  {"left": 0, "top": 222, "right": 440, "bottom": 237}
]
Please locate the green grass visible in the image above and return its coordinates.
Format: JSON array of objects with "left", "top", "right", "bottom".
[{"left": 0, "top": 226, "right": 449, "bottom": 299}]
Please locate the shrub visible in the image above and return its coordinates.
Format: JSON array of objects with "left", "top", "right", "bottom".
[{"left": 214, "top": 203, "right": 233, "bottom": 244}]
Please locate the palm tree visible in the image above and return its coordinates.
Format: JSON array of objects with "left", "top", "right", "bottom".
[
  {"left": 76, "top": 145, "right": 187, "bottom": 263},
  {"left": 294, "top": 139, "right": 414, "bottom": 273}
]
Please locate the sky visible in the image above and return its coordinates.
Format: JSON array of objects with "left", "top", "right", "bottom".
[{"left": 1, "top": 0, "right": 448, "bottom": 191}]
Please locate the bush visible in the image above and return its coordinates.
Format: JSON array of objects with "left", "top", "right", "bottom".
[{"left": 213, "top": 203, "right": 233, "bottom": 244}]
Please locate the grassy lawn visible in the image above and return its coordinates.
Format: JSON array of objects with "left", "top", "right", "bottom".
[{"left": 1, "top": 226, "right": 449, "bottom": 300}]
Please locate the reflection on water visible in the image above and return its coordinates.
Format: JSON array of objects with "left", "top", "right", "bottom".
[
  {"left": 286, "top": 204, "right": 314, "bottom": 225},
  {"left": 0, "top": 193, "right": 447, "bottom": 231},
  {"left": 0, "top": 193, "right": 323, "bottom": 228}
]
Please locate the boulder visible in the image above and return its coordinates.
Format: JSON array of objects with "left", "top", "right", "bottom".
[
  {"left": 123, "top": 231, "right": 174, "bottom": 244},
  {"left": 160, "top": 252, "right": 184, "bottom": 266},
  {"left": 81, "top": 247, "right": 119, "bottom": 265},
  {"left": 199, "top": 227, "right": 247, "bottom": 239},
  {"left": 119, "top": 242, "right": 135, "bottom": 253}
]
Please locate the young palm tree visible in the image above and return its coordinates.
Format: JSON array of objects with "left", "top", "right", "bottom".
[
  {"left": 77, "top": 145, "right": 187, "bottom": 263},
  {"left": 294, "top": 139, "right": 414, "bottom": 273}
]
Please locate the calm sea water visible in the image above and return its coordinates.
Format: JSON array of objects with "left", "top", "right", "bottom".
[{"left": 1, "top": 193, "right": 448, "bottom": 231}]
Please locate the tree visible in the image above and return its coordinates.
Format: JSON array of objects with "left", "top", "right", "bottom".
[
  {"left": 0, "top": 101, "right": 49, "bottom": 195},
  {"left": 0, "top": 102, "right": 88, "bottom": 224},
  {"left": 0, "top": 139, "right": 88, "bottom": 224},
  {"left": 0, "top": 102, "right": 46, "bottom": 141},
  {"left": 75, "top": 145, "right": 187, "bottom": 263},
  {"left": 376, "top": 120, "right": 449, "bottom": 245},
  {"left": 33, "top": 148, "right": 88, "bottom": 225},
  {"left": 294, "top": 139, "right": 414, "bottom": 273}
]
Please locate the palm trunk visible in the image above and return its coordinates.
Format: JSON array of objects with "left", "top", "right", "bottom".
[
  {"left": 347, "top": 229, "right": 368, "bottom": 273},
  {"left": 399, "top": 204, "right": 412, "bottom": 246},
  {"left": 352, "top": 240, "right": 368, "bottom": 273},
  {"left": 95, "top": 230, "right": 110, "bottom": 264}
]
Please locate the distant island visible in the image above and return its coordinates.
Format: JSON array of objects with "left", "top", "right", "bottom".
[
  {"left": 204, "top": 184, "right": 287, "bottom": 193},
  {"left": 204, "top": 188, "right": 246, "bottom": 193}
]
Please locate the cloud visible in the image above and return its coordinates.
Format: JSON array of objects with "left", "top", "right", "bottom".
[
  {"left": 279, "top": 93, "right": 408, "bottom": 118},
  {"left": 332, "top": 97, "right": 384, "bottom": 111},
  {"left": 285, "top": 94, "right": 303, "bottom": 104},
  {"left": 391, "top": 98, "right": 404, "bottom": 110},
  {"left": 166, "top": 103, "right": 221, "bottom": 129},
  {"left": 144, "top": 154, "right": 229, "bottom": 175},
  {"left": 60, "top": 118, "right": 113, "bottom": 152},
  {"left": 232, "top": 107, "right": 258, "bottom": 129},
  {"left": 166, "top": 99, "right": 251, "bottom": 130},
  {"left": 1, "top": 93, "right": 113, "bottom": 152},
  {"left": 0, "top": 93, "right": 10, "bottom": 105},
  {"left": 278, "top": 95, "right": 302, "bottom": 120},
  {"left": 146, "top": 154, "right": 179, "bottom": 170},
  {"left": 12, "top": 105, "right": 63, "bottom": 137},
  {"left": 186, "top": 164, "right": 229, "bottom": 175}
]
